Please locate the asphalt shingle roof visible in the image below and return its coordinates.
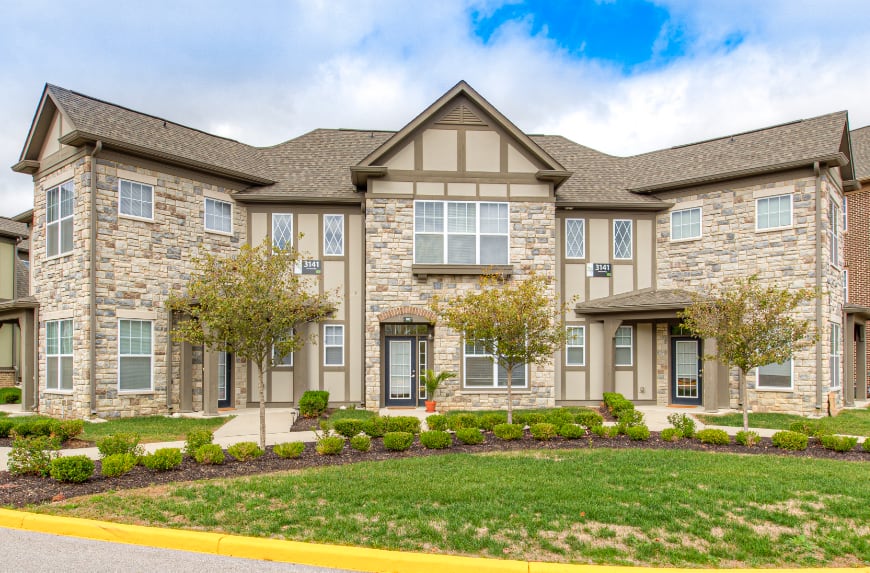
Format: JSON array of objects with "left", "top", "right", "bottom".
[
  {"left": 0, "top": 217, "right": 28, "bottom": 239},
  {"left": 851, "top": 125, "right": 870, "bottom": 181},
  {"left": 575, "top": 289, "right": 696, "bottom": 314}
]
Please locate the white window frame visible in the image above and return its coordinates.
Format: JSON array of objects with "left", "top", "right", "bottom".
[
  {"left": 844, "top": 269, "right": 849, "bottom": 303},
  {"left": 565, "top": 326, "right": 585, "bottom": 366},
  {"left": 565, "top": 218, "right": 586, "bottom": 259},
  {"left": 462, "top": 340, "right": 528, "bottom": 389},
  {"left": 613, "top": 219, "right": 632, "bottom": 260},
  {"left": 670, "top": 207, "right": 702, "bottom": 241},
  {"left": 118, "top": 179, "right": 154, "bottom": 221},
  {"left": 614, "top": 325, "right": 633, "bottom": 366},
  {"left": 273, "top": 329, "right": 295, "bottom": 367},
  {"left": 118, "top": 319, "right": 153, "bottom": 392},
  {"left": 830, "top": 322, "right": 841, "bottom": 389},
  {"left": 45, "top": 318, "right": 73, "bottom": 392},
  {"left": 757, "top": 359, "right": 794, "bottom": 391},
  {"left": 272, "top": 213, "right": 293, "bottom": 249},
  {"left": 843, "top": 196, "right": 848, "bottom": 232},
  {"left": 755, "top": 194, "right": 792, "bottom": 231},
  {"left": 323, "top": 214, "right": 345, "bottom": 256},
  {"left": 204, "top": 197, "right": 233, "bottom": 235},
  {"left": 45, "top": 180, "right": 74, "bottom": 258},
  {"left": 829, "top": 198, "right": 840, "bottom": 268},
  {"left": 413, "top": 200, "right": 509, "bottom": 265},
  {"left": 323, "top": 324, "right": 344, "bottom": 367}
]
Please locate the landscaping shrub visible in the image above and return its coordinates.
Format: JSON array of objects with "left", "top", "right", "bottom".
[
  {"left": 696, "top": 429, "right": 730, "bottom": 445},
  {"left": 425, "top": 414, "right": 447, "bottom": 431},
  {"left": 0, "top": 419, "right": 14, "bottom": 438},
  {"left": 97, "top": 433, "right": 144, "bottom": 458},
  {"left": 299, "top": 390, "right": 329, "bottom": 418},
  {"left": 141, "top": 448, "right": 183, "bottom": 471},
  {"left": 455, "top": 427, "right": 484, "bottom": 445},
  {"left": 513, "top": 412, "right": 546, "bottom": 426},
  {"left": 660, "top": 428, "right": 682, "bottom": 442},
  {"left": 558, "top": 423, "right": 585, "bottom": 439},
  {"left": 350, "top": 434, "right": 371, "bottom": 452},
  {"left": 332, "top": 418, "right": 365, "bottom": 438},
  {"left": 789, "top": 420, "right": 821, "bottom": 437},
  {"left": 227, "top": 441, "right": 264, "bottom": 461},
  {"left": 420, "top": 430, "right": 452, "bottom": 449},
  {"left": 477, "top": 412, "right": 508, "bottom": 431},
  {"left": 544, "top": 409, "right": 575, "bottom": 427},
  {"left": 591, "top": 424, "right": 607, "bottom": 437},
  {"left": 446, "top": 413, "right": 477, "bottom": 431},
  {"left": 101, "top": 453, "right": 138, "bottom": 477},
  {"left": 13, "top": 418, "right": 55, "bottom": 438},
  {"left": 530, "top": 422, "right": 557, "bottom": 441},
  {"left": 7, "top": 435, "right": 60, "bottom": 476},
  {"left": 52, "top": 419, "right": 85, "bottom": 442},
  {"left": 315, "top": 435, "right": 345, "bottom": 455},
  {"left": 603, "top": 392, "right": 634, "bottom": 417},
  {"left": 820, "top": 435, "right": 858, "bottom": 452},
  {"left": 194, "top": 444, "right": 226, "bottom": 464},
  {"left": 362, "top": 416, "right": 388, "bottom": 438},
  {"left": 771, "top": 430, "right": 808, "bottom": 451},
  {"left": 0, "top": 387, "right": 21, "bottom": 404},
  {"left": 384, "top": 416, "right": 421, "bottom": 434},
  {"left": 864, "top": 438, "right": 870, "bottom": 453},
  {"left": 184, "top": 429, "right": 214, "bottom": 457},
  {"left": 49, "top": 455, "right": 94, "bottom": 483},
  {"left": 273, "top": 442, "right": 305, "bottom": 459},
  {"left": 383, "top": 431, "right": 414, "bottom": 451},
  {"left": 492, "top": 423, "right": 524, "bottom": 440},
  {"left": 735, "top": 430, "right": 760, "bottom": 447},
  {"left": 616, "top": 410, "right": 645, "bottom": 434},
  {"left": 666, "top": 413, "right": 696, "bottom": 439},
  {"left": 626, "top": 425, "right": 651, "bottom": 441},
  {"left": 575, "top": 410, "right": 603, "bottom": 429}
]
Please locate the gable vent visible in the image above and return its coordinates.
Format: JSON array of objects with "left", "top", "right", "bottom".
[{"left": 436, "top": 104, "right": 487, "bottom": 126}]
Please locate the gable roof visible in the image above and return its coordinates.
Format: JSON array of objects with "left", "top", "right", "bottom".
[
  {"left": 851, "top": 125, "right": 870, "bottom": 182},
  {"left": 0, "top": 217, "right": 29, "bottom": 240}
]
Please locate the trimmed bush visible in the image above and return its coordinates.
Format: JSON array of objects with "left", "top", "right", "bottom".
[
  {"left": 362, "top": 416, "right": 388, "bottom": 438},
  {"left": 660, "top": 428, "right": 682, "bottom": 442},
  {"left": 575, "top": 410, "right": 604, "bottom": 429},
  {"left": 863, "top": 438, "right": 870, "bottom": 453},
  {"left": 789, "top": 420, "right": 821, "bottom": 437},
  {"left": 513, "top": 412, "right": 546, "bottom": 426},
  {"left": 420, "top": 430, "right": 452, "bottom": 449},
  {"left": 0, "top": 419, "right": 15, "bottom": 438},
  {"left": 477, "top": 412, "right": 508, "bottom": 431},
  {"left": 184, "top": 429, "right": 214, "bottom": 457},
  {"left": 50, "top": 455, "right": 94, "bottom": 483},
  {"left": 141, "top": 448, "right": 183, "bottom": 471},
  {"left": 425, "top": 414, "right": 448, "bottom": 431},
  {"left": 315, "top": 435, "right": 345, "bottom": 455},
  {"left": 558, "top": 423, "right": 585, "bottom": 439},
  {"left": 626, "top": 425, "right": 651, "bottom": 441},
  {"left": 332, "top": 418, "right": 365, "bottom": 438},
  {"left": 492, "top": 423, "right": 524, "bottom": 440},
  {"left": 299, "top": 390, "right": 329, "bottom": 418},
  {"left": 771, "top": 430, "right": 808, "bottom": 451},
  {"left": 0, "top": 387, "right": 21, "bottom": 404},
  {"left": 603, "top": 392, "right": 635, "bottom": 417},
  {"left": 227, "top": 441, "right": 264, "bottom": 461},
  {"left": 52, "top": 420, "right": 85, "bottom": 442},
  {"left": 384, "top": 416, "right": 421, "bottom": 434},
  {"left": 7, "top": 435, "right": 60, "bottom": 476},
  {"left": 194, "top": 444, "right": 226, "bottom": 464},
  {"left": 591, "top": 424, "right": 607, "bottom": 437},
  {"left": 273, "top": 442, "right": 305, "bottom": 459},
  {"left": 544, "top": 409, "right": 576, "bottom": 427},
  {"left": 735, "top": 430, "right": 760, "bottom": 447},
  {"left": 350, "top": 434, "right": 371, "bottom": 452},
  {"left": 383, "top": 431, "right": 414, "bottom": 451},
  {"left": 530, "top": 422, "right": 557, "bottom": 441},
  {"left": 820, "top": 435, "right": 858, "bottom": 452},
  {"left": 101, "top": 452, "right": 138, "bottom": 477},
  {"left": 696, "top": 429, "right": 730, "bottom": 445},
  {"left": 616, "top": 410, "right": 645, "bottom": 434},
  {"left": 446, "top": 413, "right": 478, "bottom": 431},
  {"left": 666, "top": 413, "right": 696, "bottom": 439},
  {"left": 97, "top": 433, "right": 144, "bottom": 458},
  {"left": 12, "top": 418, "right": 55, "bottom": 438},
  {"left": 455, "top": 427, "right": 484, "bottom": 445}
]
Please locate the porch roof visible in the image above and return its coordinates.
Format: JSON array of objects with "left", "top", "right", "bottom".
[{"left": 575, "top": 288, "right": 695, "bottom": 316}]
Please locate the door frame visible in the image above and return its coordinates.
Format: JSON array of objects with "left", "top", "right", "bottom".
[
  {"left": 671, "top": 337, "right": 702, "bottom": 406},
  {"left": 217, "top": 351, "right": 232, "bottom": 409},
  {"left": 384, "top": 337, "right": 416, "bottom": 407}
]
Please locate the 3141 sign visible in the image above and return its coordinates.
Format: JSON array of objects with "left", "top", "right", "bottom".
[
  {"left": 587, "top": 263, "right": 612, "bottom": 278},
  {"left": 295, "top": 260, "right": 322, "bottom": 275}
]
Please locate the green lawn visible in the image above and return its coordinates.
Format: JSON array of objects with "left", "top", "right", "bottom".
[
  {"left": 80, "top": 415, "right": 232, "bottom": 443},
  {"left": 697, "top": 405, "right": 870, "bottom": 436},
  {"left": 37, "top": 449, "right": 870, "bottom": 567}
]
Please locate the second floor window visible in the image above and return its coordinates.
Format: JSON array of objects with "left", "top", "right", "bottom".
[
  {"left": 829, "top": 198, "right": 840, "bottom": 267},
  {"left": 756, "top": 194, "right": 792, "bottom": 230},
  {"left": 205, "top": 197, "right": 232, "bottom": 234},
  {"left": 671, "top": 207, "right": 701, "bottom": 241},
  {"left": 272, "top": 214, "right": 293, "bottom": 249},
  {"left": 323, "top": 214, "right": 344, "bottom": 256},
  {"left": 46, "top": 180, "right": 74, "bottom": 257},
  {"left": 414, "top": 201, "right": 509, "bottom": 265},
  {"left": 565, "top": 218, "right": 585, "bottom": 258},
  {"left": 119, "top": 180, "right": 153, "bottom": 219},
  {"left": 613, "top": 219, "right": 632, "bottom": 259}
]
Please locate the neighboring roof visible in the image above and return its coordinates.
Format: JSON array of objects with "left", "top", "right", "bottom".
[
  {"left": 576, "top": 289, "right": 696, "bottom": 315},
  {"left": 15, "top": 256, "right": 29, "bottom": 298},
  {"left": 17, "top": 238, "right": 29, "bottom": 253},
  {"left": 0, "top": 217, "right": 29, "bottom": 240},
  {"left": 851, "top": 125, "right": 870, "bottom": 181},
  {"left": 11, "top": 209, "right": 32, "bottom": 224}
]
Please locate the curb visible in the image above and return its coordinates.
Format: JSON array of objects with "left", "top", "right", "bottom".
[{"left": 1, "top": 509, "right": 868, "bottom": 573}]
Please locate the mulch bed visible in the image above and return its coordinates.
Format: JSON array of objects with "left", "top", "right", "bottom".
[{"left": 1, "top": 431, "right": 867, "bottom": 509}]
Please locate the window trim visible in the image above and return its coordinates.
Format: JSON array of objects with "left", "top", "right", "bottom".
[
  {"left": 670, "top": 207, "right": 702, "bottom": 242},
  {"left": 844, "top": 269, "right": 849, "bottom": 303},
  {"left": 323, "top": 214, "right": 345, "bottom": 257},
  {"left": 614, "top": 325, "right": 633, "bottom": 367},
  {"left": 756, "top": 358, "right": 794, "bottom": 391},
  {"left": 755, "top": 194, "right": 793, "bottom": 232},
  {"left": 829, "top": 197, "right": 841, "bottom": 268},
  {"left": 118, "top": 178, "right": 154, "bottom": 221},
  {"left": 612, "top": 219, "right": 633, "bottom": 260},
  {"left": 323, "top": 324, "right": 344, "bottom": 367},
  {"left": 45, "top": 318, "right": 73, "bottom": 393},
  {"left": 117, "top": 318, "right": 154, "bottom": 393},
  {"left": 413, "top": 200, "right": 510, "bottom": 265},
  {"left": 204, "top": 197, "right": 233, "bottom": 235},
  {"left": 462, "top": 340, "right": 528, "bottom": 389},
  {"left": 565, "top": 218, "right": 586, "bottom": 259},
  {"left": 565, "top": 325, "right": 586, "bottom": 367},
  {"left": 45, "top": 179, "right": 74, "bottom": 259},
  {"left": 830, "top": 322, "right": 841, "bottom": 389},
  {"left": 272, "top": 213, "right": 294, "bottom": 249}
]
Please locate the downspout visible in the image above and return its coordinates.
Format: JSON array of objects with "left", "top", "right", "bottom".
[
  {"left": 814, "top": 161, "right": 824, "bottom": 411},
  {"left": 89, "top": 141, "right": 102, "bottom": 415}
]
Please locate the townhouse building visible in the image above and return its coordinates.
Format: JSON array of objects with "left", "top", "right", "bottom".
[
  {"left": 0, "top": 214, "right": 32, "bottom": 395},
  {"left": 845, "top": 125, "right": 870, "bottom": 402},
  {"left": 8, "top": 81, "right": 860, "bottom": 419}
]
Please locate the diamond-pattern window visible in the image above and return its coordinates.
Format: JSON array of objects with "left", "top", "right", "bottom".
[
  {"left": 566, "top": 219, "right": 585, "bottom": 258},
  {"left": 613, "top": 220, "right": 632, "bottom": 259},
  {"left": 272, "top": 214, "right": 293, "bottom": 249},
  {"left": 323, "top": 214, "right": 344, "bottom": 256}
]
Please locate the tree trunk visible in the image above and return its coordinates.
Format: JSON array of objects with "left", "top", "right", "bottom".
[
  {"left": 506, "top": 365, "right": 513, "bottom": 425},
  {"left": 739, "top": 368, "right": 749, "bottom": 433},
  {"left": 258, "top": 363, "right": 266, "bottom": 450}
]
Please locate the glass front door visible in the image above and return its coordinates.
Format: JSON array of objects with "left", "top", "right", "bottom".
[
  {"left": 217, "top": 351, "right": 232, "bottom": 408},
  {"left": 671, "top": 338, "right": 702, "bottom": 405},
  {"left": 385, "top": 338, "right": 415, "bottom": 406}
]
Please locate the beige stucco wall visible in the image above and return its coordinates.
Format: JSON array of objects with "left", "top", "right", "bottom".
[{"left": 0, "top": 242, "right": 13, "bottom": 299}]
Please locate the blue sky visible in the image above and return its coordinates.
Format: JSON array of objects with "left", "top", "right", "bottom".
[{"left": 1, "top": 0, "right": 869, "bottom": 216}]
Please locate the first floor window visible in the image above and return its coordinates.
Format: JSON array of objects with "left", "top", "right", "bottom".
[
  {"left": 756, "top": 194, "right": 792, "bottom": 230},
  {"left": 273, "top": 330, "right": 294, "bottom": 366},
  {"left": 463, "top": 340, "right": 527, "bottom": 388},
  {"left": 324, "top": 325, "right": 344, "bottom": 366},
  {"left": 46, "top": 319, "right": 73, "bottom": 390},
  {"left": 566, "top": 326, "right": 585, "bottom": 366},
  {"left": 205, "top": 197, "right": 232, "bottom": 233},
  {"left": 614, "top": 325, "right": 633, "bottom": 366},
  {"left": 119, "top": 319, "right": 152, "bottom": 391},
  {"left": 830, "top": 322, "right": 841, "bottom": 389},
  {"left": 46, "top": 180, "right": 74, "bottom": 257},
  {"left": 565, "top": 218, "right": 585, "bottom": 258},
  {"left": 613, "top": 219, "right": 632, "bottom": 259},
  {"left": 323, "top": 214, "right": 344, "bottom": 256},
  {"left": 757, "top": 359, "right": 792, "bottom": 389},
  {"left": 671, "top": 207, "right": 701, "bottom": 240},
  {"left": 119, "top": 179, "right": 153, "bottom": 219}
]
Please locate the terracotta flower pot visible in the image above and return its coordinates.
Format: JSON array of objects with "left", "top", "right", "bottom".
[{"left": 425, "top": 400, "right": 436, "bottom": 413}]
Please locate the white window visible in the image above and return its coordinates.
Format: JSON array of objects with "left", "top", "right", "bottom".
[
  {"left": 323, "top": 325, "right": 344, "bottom": 366},
  {"left": 118, "top": 319, "right": 152, "bottom": 391},
  {"left": 414, "top": 201, "right": 509, "bottom": 265},
  {"left": 670, "top": 207, "right": 701, "bottom": 241},
  {"left": 614, "top": 325, "right": 633, "bottom": 366},
  {"left": 463, "top": 340, "right": 527, "bottom": 388},
  {"left": 323, "top": 214, "right": 344, "bottom": 256},
  {"left": 204, "top": 197, "right": 232, "bottom": 234},
  {"left": 566, "top": 326, "right": 585, "bottom": 366},
  {"left": 565, "top": 218, "right": 585, "bottom": 259},
  {"left": 46, "top": 180, "right": 74, "bottom": 257},
  {"left": 843, "top": 196, "right": 848, "bottom": 231},
  {"left": 829, "top": 198, "right": 840, "bottom": 267},
  {"left": 613, "top": 219, "right": 632, "bottom": 259},
  {"left": 830, "top": 322, "right": 841, "bottom": 389},
  {"left": 757, "top": 359, "right": 792, "bottom": 390},
  {"left": 46, "top": 319, "right": 73, "bottom": 391},
  {"left": 119, "top": 179, "right": 153, "bottom": 220},
  {"left": 272, "top": 213, "right": 293, "bottom": 249},
  {"left": 844, "top": 269, "right": 849, "bottom": 303},
  {"left": 756, "top": 194, "right": 792, "bottom": 230}
]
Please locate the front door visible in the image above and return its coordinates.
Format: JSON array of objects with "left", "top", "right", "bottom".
[
  {"left": 385, "top": 337, "right": 416, "bottom": 407},
  {"left": 671, "top": 338, "right": 702, "bottom": 405},
  {"left": 217, "top": 351, "right": 232, "bottom": 408}
]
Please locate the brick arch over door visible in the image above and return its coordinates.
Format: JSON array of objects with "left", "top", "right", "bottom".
[{"left": 377, "top": 306, "right": 438, "bottom": 324}]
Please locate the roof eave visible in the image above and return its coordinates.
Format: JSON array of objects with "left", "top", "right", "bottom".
[
  {"left": 536, "top": 169, "right": 572, "bottom": 188},
  {"left": 575, "top": 302, "right": 690, "bottom": 315},
  {"left": 231, "top": 193, "right": 362, "bottom": 205},
  {"left": 349, "top": 165, "right": 388, "bottom": 188},
  {"left": 11, "top": 160, "right": 40, "bottom": 174},
  {"left": 557, "top": 199, "right": 673, "bottom": 212}
]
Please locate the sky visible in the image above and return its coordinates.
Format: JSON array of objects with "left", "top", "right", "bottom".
[{"left": 1, "top": 0, "right": 869, "bottom": 217}]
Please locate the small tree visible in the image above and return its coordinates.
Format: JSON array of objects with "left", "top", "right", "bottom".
[
  {"left": 169, "top": 240, "right": 336, "bottom": 449},
  {"left": 678, "top": 275, "right": 817, "bottom": 432},
  {"left": 432, "top": 273, "right": 568, "bottom": 424}
]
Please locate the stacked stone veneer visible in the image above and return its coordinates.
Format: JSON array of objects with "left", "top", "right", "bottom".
[
  {"left": 33, "top": 153, "right": 248, "bottom": 418},
  {"left": 364, "top": 197, "right": 557, "bottom": 411},
  {"left": 656, "top": 172, "right": 845, "bottom": 414}
]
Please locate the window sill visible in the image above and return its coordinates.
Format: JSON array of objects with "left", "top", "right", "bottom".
[
  {"left": 457, "top": 389, "right": 531, "bottom": 394},
  {"left": 43, "top": 389, "right": 74, "bottom": 395},
  {"left": 204, "top": 228, "right": 233, "bottom": 237},
  {"left": 669, "top": 236, "right": 702, "bottom": 243},
  {"left": 45, "top": 252, "right": 74, "bottom": 262},
  {"left": 412, "top": 264, "right": 513, "bottom": 277},
  {"left": 755, "top": 225, "right": 792, "bottom": 234},
  {"left": 119, "top": 213, "right": 155, "bottom": 223},
  {"left": 117, "top": 390, "right": 155, "bottom": 395},
  {"left": 755, "top": 387, "right": 794, "bottom": 393}
]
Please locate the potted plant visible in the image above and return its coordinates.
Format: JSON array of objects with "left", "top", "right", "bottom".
[{"left": 422, "top": 369, "right": 456, "bottom": 412}]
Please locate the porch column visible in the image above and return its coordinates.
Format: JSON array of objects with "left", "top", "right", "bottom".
[
  {"left": 856, "top": 323, "right": 867, "bottom": 402},
  {"left": 20, "top": 311, "right": 36, "bottom": 412},
  {"left": 844, "top": 314, "right": 856, "bottom": 407},
  {"left": 202, "top": 348, "right": 218, "bottom": 415},
  {"left": 180, "top": 341, "right": 193, "bottom": 412},
  {"left": 602, "top": 318, "right": 622, "bottom": 394},
  {"left": 702, "top": 337, "right": 719, "bottom": 412}
]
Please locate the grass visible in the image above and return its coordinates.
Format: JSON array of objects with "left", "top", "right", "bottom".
[
  {"left": 326, "top": 408, "right": 376, "bottom": 423},
  {"left": 697, "top": 405, "right": 870, "bottom": 437},
  {"left": 37, "top": 449, "right": 870, "bottom": 567},
  {"left": 80, "top": 416, "right": 232, "bottom": 443}
]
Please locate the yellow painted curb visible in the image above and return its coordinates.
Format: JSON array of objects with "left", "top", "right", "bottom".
[{"left": 1, "top": 509, "right": 868, "bottom": 573}]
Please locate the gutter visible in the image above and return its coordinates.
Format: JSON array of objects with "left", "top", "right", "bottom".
[
  {"left": 89, "top": 141, "right": 102, "bottom": 415},
  {"left": 814, "top": 161, "right": 823, "bottom": 411}
]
